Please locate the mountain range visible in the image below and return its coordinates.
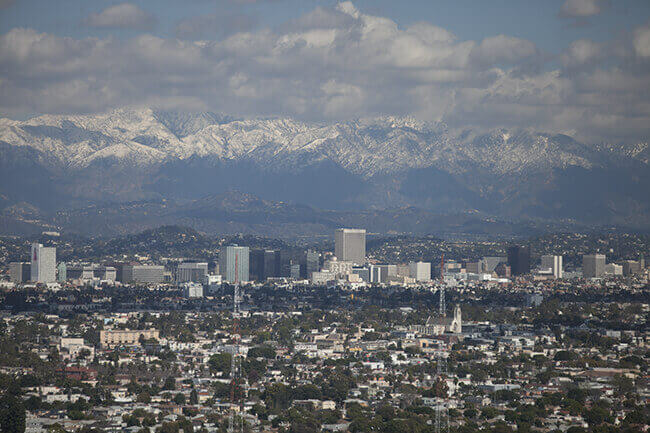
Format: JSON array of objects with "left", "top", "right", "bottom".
[{"left": 0, "top": 108, "right": 648, "bottom": 236}]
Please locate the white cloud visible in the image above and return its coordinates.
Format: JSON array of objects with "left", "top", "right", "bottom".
[
  {"left": 0, "top": 3, "right": 649, "bottom": 144},
  {"left": 85, "top": 3, "right": 155, "bottom": 30},
  {"left": 560, "top": 0, "right": 602, "bottom": 17},
  {"left": 561, "top": 39, "right": 602, "bottom": 68},
  {"left": 633, "top": 24, "right": 650, "bottom": 58}
]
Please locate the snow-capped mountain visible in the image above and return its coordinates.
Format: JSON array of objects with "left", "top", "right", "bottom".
[
  {"left": 0, "top": 108, "right": 648, "bottom": 228},
  {"left": 2, "top": 107, "right": 636, "bottom": 174}
]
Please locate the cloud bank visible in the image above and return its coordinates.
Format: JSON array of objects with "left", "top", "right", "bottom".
[{"left": 1, "top": 2, "right": 649, "bottom": 144}]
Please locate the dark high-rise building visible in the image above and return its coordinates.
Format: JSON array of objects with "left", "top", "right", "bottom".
[
  {"left": 9, "top": 262, "right": 31, "bottom": 283},
  {"left": 301, "top": 250, "right": 320, "bottom": 279},
  {"left": 250, "top": 249, "right": 282, "bottom": 281},
  {"left": 507, "top": 246, "right": 531, "bottom": 276}
]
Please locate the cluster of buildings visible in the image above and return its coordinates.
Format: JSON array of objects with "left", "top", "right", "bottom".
[
  {"left": 5, "top": 234, "right": 649, "bottom": 293},
  {"left": 1, "top": 296, "right": 646, "bottom": 432}
]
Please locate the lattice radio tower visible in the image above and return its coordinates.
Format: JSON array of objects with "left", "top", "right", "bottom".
[
  {"left": 435, "top": 253, "right": 449, "bottom": 433},
  {"left": 228, "top": 254, "right": 245, "bottom": 433}
]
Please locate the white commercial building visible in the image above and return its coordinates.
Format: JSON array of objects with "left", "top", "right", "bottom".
[
  {"left": 604, "top": 263, "right": 622, "bottom": 276},
  {"left": 177, "top": 262, "right": 208, "bottom": 283},
  {"left": 324, "top": 257, "right": 353, "bottom": 276},
  {"left": 122, "top": 265, "right": 165, "bottom": 284},
  {"left": 409, "top": 261, "right": 431, "bottom": 282},
  {"left": 182, "top": 282, "right": 204, "bottom": 298},
  {"left": 31, "top": 243, "right": 56, "bottom": 283},
  {"left": 334, "top": 228, "right": 366, "bottom": 265},
  {"left": 541, "top": 255, "right": 563, "bottom": 279}
]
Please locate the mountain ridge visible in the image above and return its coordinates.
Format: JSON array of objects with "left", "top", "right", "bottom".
[{"left": 1, "top": 107, "right": 648, "bottom": 229}]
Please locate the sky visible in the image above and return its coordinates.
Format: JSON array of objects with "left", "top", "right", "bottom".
[{"left": 1, "top": 0, "right": 649, "bottom": 143}]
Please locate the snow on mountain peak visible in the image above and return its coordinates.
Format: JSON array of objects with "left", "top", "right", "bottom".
[{"left": 0, "top": 107, "right": 642, "bottom": 177}]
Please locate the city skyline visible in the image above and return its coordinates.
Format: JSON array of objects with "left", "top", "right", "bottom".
[{"left": 0, "top": 2, "right": 648, "bottom": 432}]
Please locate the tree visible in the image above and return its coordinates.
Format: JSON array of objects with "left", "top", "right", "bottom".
[
  {"left": 77, "top": 349, "right": 91, "bottom": 360},
  {"left": 208, "top": 353, "right": 232, "bottom": 375},
  {"left": 481, "top": 407, "right": 499, "bottom": 420},
  {"left": 554, "top": 351, "right": 575, "bottom": 361},
  {"left": 137, "top": 392, "right": 152, "bottom": 404},
  {"left": 173, "top": 393, "right": 186, "bottom": 405},
  {"left": 583, "top": 406, "right": 611, "bottom": 426},
  {"left": 612, "top": 375, "right": 634, "bottom": 396},
  {"left": 247, "top": 345, "right": 275, "bottom": 359},
  {"left": 0, "top": 393, "right": 26, "bottom": 433},
  {"left": 624, "top": 408, "right": 647, "bottom": 425},
  {"left": 189, "top": 389, "right": 198, "bottom": 405},
  {"left": 163, "top": 376, "right": 176, "bottom": 391}
]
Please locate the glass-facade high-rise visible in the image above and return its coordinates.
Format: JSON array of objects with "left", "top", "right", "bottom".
[
  {"left": 219, "top": 246, "right": 249, "bottom": 283},
  {"left": 507, "top": 245, "right": 531, "bottom": 276},
  {"left": 31, "top": 243, "right": 56, "bottom": 283}
]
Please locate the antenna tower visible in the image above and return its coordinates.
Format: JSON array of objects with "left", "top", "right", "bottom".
[
  {"left": 228, "top": 254, "right": 245, "bottom": 433},
  {"left": 439, "top": 254, "right": 445, "bottom": 318},
  {"left": 435, "top": 254, "right": 449, "bottom": 433}
]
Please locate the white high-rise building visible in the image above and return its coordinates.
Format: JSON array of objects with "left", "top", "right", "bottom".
[
  {"left": 219, "top": 246, "right": 249, "bottom": 283},
  {"left": 541, "top": 255, "right": 563, "bottom": 279},
  {"left": 409, "top": 261, "right": 431, "bottom": 282},
  {"left": 583, "top": 254, "right": 606, "bottom": 278},
  {"left": 335, "top": 228, "right": 366, "bottom": 265},
  {"left": 31, "top": 243, "right": 56, "bottom": 283}
]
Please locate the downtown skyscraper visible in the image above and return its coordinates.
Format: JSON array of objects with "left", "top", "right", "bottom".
[
  {"left": 220, "top": 246, "right": 250, "bottom": 283},
  {"left": 335, "top": 228, "right": 366, "bottom": 265},
  {"left": 31, "top": 243, "right": 56, "bottom": 283}
]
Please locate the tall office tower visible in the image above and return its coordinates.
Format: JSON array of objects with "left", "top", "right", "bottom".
[
  {"left": 250, "top": 250, "right": 281, "bottom": 281},
  {"left": 541, "top": 255, "right": 563, "bottom": 279},
  {"left": 176, "top": 262, "right": 208, "bottom": 283},
  {"left": 583, "top": 254, "right": 606, "bottom": 278},
  {"left": 220, "top": 246, "right": 249, "bottom": 283},
  {"left": 409, "top": 261, "right": 431, "bottom": 281},
  {"left": 9, "top": 262, "right": 31, "bottom": 283},
  {"left": 31, "top": 243, "right": 56, "bottom": 283},
  {"left": 249, "top": 250, "right": 265, "bottom": 282},
  {"left": 507, "top": 246, "right": 531, "bottom": 276},
  {"left": 301, "top": 250, "right": 320, "bottom": 279},
  {"left": 57, "top": 262, "right": 67, "bottom": 282},
  {"left": 335, "top": 228, "right": 366, "bottom": 265}
]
